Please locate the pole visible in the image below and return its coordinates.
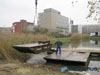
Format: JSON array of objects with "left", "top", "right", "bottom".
[{"left": 34, "top": 0, "right": 38, "bottom": 26}]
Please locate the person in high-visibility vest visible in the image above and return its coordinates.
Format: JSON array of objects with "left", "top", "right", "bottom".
[{"left": 55, "top": 39, "right": 62, "bottom": 55}]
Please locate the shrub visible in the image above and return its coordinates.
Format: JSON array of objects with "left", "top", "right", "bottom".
[{"left": 39, "top": 28, "right": 48, "bottom": 34}]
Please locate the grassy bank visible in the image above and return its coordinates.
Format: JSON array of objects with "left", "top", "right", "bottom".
[
  {"left": 71, "top": 33, "right": 100, "bottom": 41},
  {"left": 50, "top": 35, "right": 100, "bottom": 45},
  {"left": 50, "top": 34, "right": 91, "bottom": 44},
  {"left": 50, "top": 37, "right": 71, "bottom": 44},
  {"left": 0, "top": 32, "right": 49, "bottom": 62},
  {"left": 90, "top": 36, "right": 100, "bottom": 40},
  {"left": 50, "top": 34, "right": 90, "bottom": 44}
]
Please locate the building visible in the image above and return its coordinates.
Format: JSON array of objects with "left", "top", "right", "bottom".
[
  {"left": 69, "top": 19, "right": 74, "bottom": 33},
  {"left": 71, "top": 24, "right": 100, "bottom": 36},
  {"left": 12, "top": 20, "right": 34, "bottom": 33},
  {"left": 71, "top": 25, "right": 78, "bottom": 33},
  {"left": 82, "top": 25, "right": 100, "bottom": 36},
  {"left": 38, "top": 8, "right": 69, "bottom": 35},
  {"left": 0, "top": 27, "right": 11, "bottom": 33}
]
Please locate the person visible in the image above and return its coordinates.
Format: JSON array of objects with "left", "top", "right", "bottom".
[{"left": 55, "top": 39, "right": 62, "bottom": 55}]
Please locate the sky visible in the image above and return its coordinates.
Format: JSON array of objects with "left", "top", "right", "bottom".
[{"left": 0, "top": 0, "right": 98, "bottom": 27}]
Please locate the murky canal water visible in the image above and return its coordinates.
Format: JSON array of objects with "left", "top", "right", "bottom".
[
  {"left": 27, "top": 53, "right": 47, "bottom": 64},
  {"left": 62, "top": 40, "right": 100, "bottom": 50},
  {"left": 27, "top": 40, "right": 100, "bottom": 75}
]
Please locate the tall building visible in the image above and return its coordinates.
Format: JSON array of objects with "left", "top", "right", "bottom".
[
  {"left": 38, "top": 8, "right": 69, "bottom": 35},
  {"left": 12, "top": 20, "right": 34, "bottom": 33},
  {"left": 69, "top": 19, "right": 74, "bottom": 33}
]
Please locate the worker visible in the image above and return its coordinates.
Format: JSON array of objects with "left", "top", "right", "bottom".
[{"left": 55, "top": 39, "right": 62, "bottom": 55}]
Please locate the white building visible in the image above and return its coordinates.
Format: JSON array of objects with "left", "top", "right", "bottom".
[{"left": 38, "top": 8, "right": 69, "bottom": 35}]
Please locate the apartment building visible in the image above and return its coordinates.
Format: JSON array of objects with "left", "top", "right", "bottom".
[
  {"left": 38, "top": 8, "right": 69, "bottom": 35},
  {"left": 12, "top": 20, "right": 34, "bottom": 33}
]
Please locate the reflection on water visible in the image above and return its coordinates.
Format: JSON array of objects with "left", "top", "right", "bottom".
[
  {"left": 62, "top": 40, "right": 100, "bottom": 50},
  {"left": 27, "top": 54, "right": 47, "bottom": 64}
]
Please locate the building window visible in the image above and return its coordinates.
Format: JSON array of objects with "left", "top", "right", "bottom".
[
  {"left": 45, "top": 9, "right": 51, "bottom": 12},
  {"left": 14, "top": 24, "right": 16, "bottom": 25},
  {"left": 39, "top": 22, "right": 46, "bottom": 24},
  {"left": 39, "top": 14, "right": 45, "bottom": 16}
]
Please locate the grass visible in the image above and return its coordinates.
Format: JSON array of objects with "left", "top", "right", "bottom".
[
  {"left": 50, "top": 34, "right": 100, "bottom": 45},
  {"left": 0, "top": 60, "right": 88, "bottom": 75},
  {"left": 71, "top": 33, "right": 100, "bottom": 41},
  {"left": 0, "top": 32, "right": 50, "bottom": 62},
  {"left": 90, "top": 36, "right": 100, "bottom": 40},
  {"left": 71, "top": 33, "right": 90, "bottom": 40},
  {"left": 0, "top": 61, "right": 72, "bottom": 75},
  {"left": 50, "top": 37, "right": 71, "bottom": 44}
]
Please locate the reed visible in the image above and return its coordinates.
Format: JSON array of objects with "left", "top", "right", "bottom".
[
  {"left": 71, "top": 33, "right": 90, "bottom": 40},
  {"left": 0, "top": 32, "right": 49, "bottom": 62}
]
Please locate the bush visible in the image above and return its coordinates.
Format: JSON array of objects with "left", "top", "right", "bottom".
[
  {"left": 48, "top": 32, "right": 58, "bottom": 38},
  {"left": 39, "top": 28, "right": 48, "bottom": 34}
]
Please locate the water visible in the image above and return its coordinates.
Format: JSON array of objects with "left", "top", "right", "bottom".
[
  {"left": 62, "top": 40, "right": 100, "bottom": 50},
  {"left": 62, "top": 40, "right": 100, "bottom": 75},
  {"left": 27, "top": 53, "right": 47, "bottom": 64},
  {"left": 27, "top": 40, "right": 100, "bottom": 75}
]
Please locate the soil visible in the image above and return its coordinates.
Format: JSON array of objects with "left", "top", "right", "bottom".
[{"left": 0, "top": 60, "right": 88, "bottom": 75}]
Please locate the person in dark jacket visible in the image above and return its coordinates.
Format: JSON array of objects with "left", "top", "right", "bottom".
[{"left": 55, "top": 39, "right": 62, "bottom": 55}]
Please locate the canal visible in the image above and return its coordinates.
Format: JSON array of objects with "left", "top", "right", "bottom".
[{"left": 27, "top": 40, "right": 100, "bottom": 75}]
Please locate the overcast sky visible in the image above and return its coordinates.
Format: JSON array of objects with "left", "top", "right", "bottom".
[{"left": 0, "top": 0, "right": 97, "bottom": 27}]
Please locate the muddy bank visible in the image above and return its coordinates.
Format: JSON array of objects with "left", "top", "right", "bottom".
[{"left": 0, "top": 60, "right": 89, "bottom": 75}]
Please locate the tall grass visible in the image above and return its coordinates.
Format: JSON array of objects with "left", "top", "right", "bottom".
[
  {"left": 0, "top": 32, "right": 49, "bottom": 62},
  {"left": 71, "top": 33, "right": 90, "bottom": 40}
]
